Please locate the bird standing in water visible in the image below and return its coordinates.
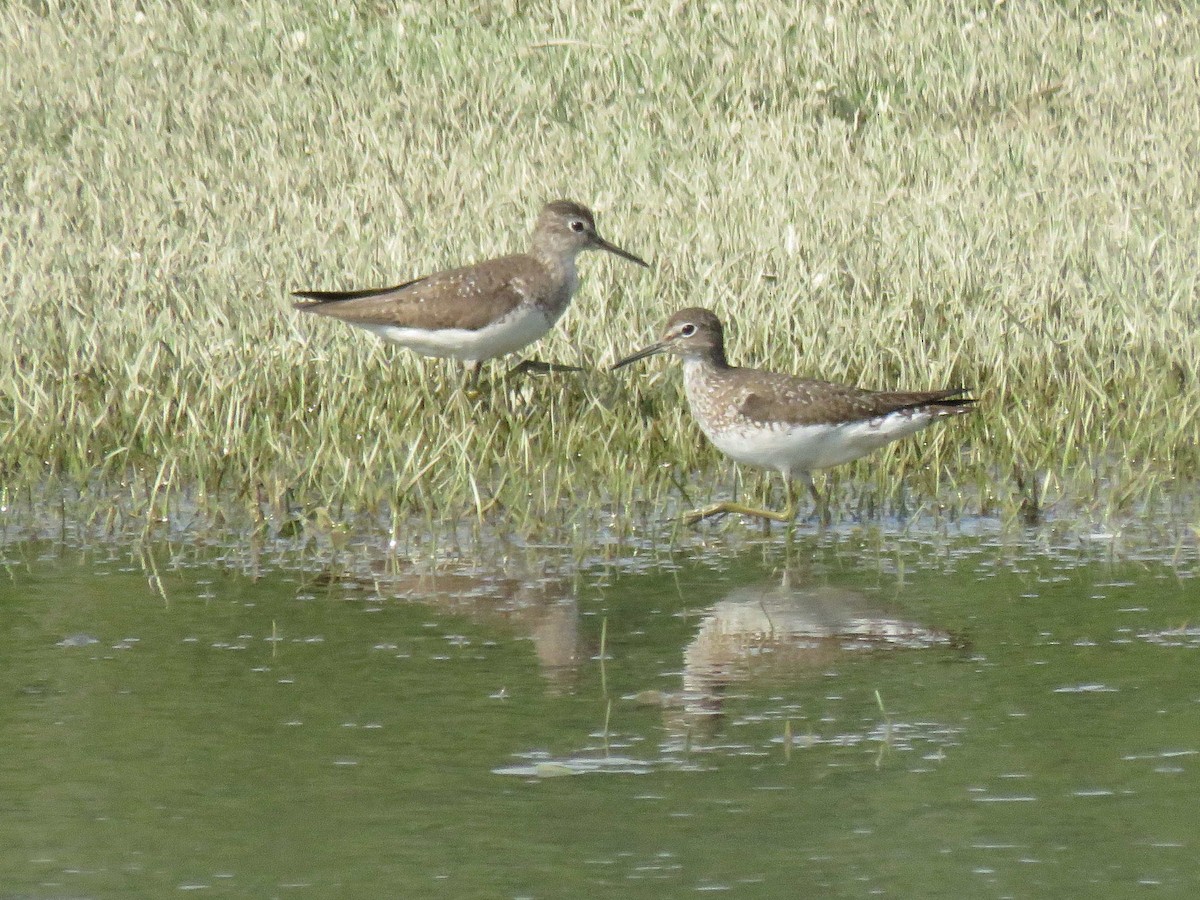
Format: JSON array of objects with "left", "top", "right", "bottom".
[{"left": 613, "top": 308, "right": 975, "bottom": 525}]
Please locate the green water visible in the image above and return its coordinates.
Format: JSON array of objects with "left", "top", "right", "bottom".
[{"left": 3, "top": 528, "right": 1198, "bottom": 897}]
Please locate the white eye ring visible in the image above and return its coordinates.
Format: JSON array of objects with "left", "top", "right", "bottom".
[
  {"left": 569, "top": 219, "right": 585, "bottom": 233},
  {"left": 680, "top": 323, "right": 696, "bottom": 336}
]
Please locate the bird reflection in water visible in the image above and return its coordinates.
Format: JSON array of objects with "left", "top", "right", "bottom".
[
  {"left": 655, "top": 570, "right": 963, "bottom": 741},
  {"left": 313, "top": 561, "right": 583, "bottom": 693}
]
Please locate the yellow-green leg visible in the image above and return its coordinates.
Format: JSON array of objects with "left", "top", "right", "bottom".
[{"left": 683, "top": 476, "right": 799, "bottom": 526}]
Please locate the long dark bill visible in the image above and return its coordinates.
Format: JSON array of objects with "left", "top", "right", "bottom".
[
  {"left": 594, "top": 235, "right": 650, "bottom": 268},
  {"left": 611, "top": 341, "right": 666, "bottom": 370}
]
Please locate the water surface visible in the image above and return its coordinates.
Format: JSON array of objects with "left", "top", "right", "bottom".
[{"left": 3, "top": 527, "right": 1198, "bottom": 896}]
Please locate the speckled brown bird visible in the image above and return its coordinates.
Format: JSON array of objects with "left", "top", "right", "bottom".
[
  {"left": 293, "top": 200, "right": 647, "bottom": 377},
  {"left": 612, "top": 307, "right": 976, "bottom": 524}
]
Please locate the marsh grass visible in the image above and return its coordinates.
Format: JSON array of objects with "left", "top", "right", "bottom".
[{"left": 2, "top": 1, "right": 1198, "bottom": 539}]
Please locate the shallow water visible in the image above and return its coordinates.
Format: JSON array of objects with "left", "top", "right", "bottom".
[{"left": 3, "top": 526, "right": 1199, "bottom": 897}]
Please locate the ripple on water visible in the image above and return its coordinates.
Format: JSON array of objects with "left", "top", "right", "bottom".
[
  {"left": 493, "top": 750, "right": 710, "bottom": 779},
  {"left": 1052, "top": 683, "right": 1119, "bottom": 693},
  {"left": 1138, "top": 626, "right": 1200, "bottom": 648},
  {"left": 56, "top": 634, "right": 100, "bottom": 648}
]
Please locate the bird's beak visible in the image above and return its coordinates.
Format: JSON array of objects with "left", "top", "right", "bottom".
[
  {"left": 593, "top": 234, "right": 650, "bottom": 268},
  {"left": 611, "top": 340, "right": 666, "bottom": 370}
]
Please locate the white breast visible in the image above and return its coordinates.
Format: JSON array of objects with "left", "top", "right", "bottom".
[
  {"left": 682, "top": 360, "right": 947, "bottom": 479},
  {"left": 706, "top": 411, "right": 942, "bottom": 477},
  {"left": 360, "top": 305, "right": 555, "bottom": 362}
]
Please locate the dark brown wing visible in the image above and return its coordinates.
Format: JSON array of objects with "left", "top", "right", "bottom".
[
  {"left": 737, "top": 370, "right": 974, "bottom": 426},
  {"left": 292, "top": 278, "right": 426, "bottom": 304},
  {"left": 292, "top": 254, "right": 542, "bottom": 332}
]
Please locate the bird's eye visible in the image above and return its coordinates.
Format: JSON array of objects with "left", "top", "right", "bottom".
[
  {"left": 569, "top": 219, "right": 586, "bottom": 233},
  {"left": 680, "top": 323, "right": 696, "bottom": 337}
]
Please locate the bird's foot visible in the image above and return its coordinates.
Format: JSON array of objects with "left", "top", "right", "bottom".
[
  {"left": 508, "top": 358, "right": 585, "bottom": 376},
  {"left": 682, "top": 502, "right": 797, "bottom": 526}
]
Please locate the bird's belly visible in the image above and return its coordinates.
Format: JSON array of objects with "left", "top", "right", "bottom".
[
  {"left": 360, "top": 306, "right": 554, "bottom": 362},
  {"left": 706, "top": 412, "right": 934, "bottom": 475}
]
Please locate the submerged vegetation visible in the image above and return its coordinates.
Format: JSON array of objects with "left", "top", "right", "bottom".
[{"left": 2, "top": 1, "right": 1198, "bottom": 539}]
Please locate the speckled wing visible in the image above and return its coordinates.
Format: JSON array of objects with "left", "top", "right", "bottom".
[
  {"left": 293, "top": 254, "right": 542, "bottom": 332},
  {"left": 737, "top": 371, "right": 974, "bottom": 426}
]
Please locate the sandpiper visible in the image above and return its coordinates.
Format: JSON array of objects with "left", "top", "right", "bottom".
[
  {"left": 612, "top": 308, "right": 976, "bottom": 525},
  {"left": 293, "top": 200, "right": 648, "bottom": 378}
]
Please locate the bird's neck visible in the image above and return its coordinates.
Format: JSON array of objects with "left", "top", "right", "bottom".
[
  {"left": 682, "top": 347, "right": 731, "bottom": 398},
  {"left": 532, "top": 247, "right": 579, "bottom": 288},
  {"left": 530, "top": 233, "right": 583, "bottom": 269},
  {"left": 687, "top": 344, "right": 729, "bottom": 371},
  {"left": 523, "top": 248, "right": 579, "bottom": 313}
]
